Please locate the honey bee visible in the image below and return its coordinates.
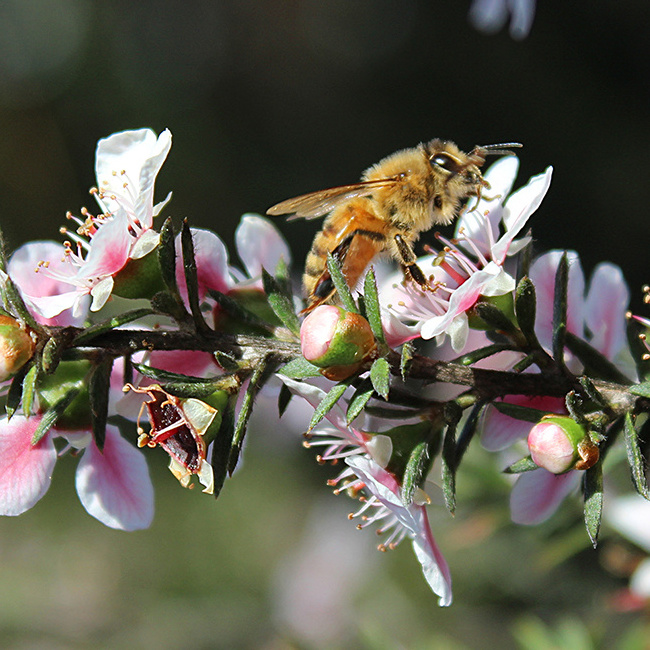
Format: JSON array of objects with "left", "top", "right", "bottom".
[{"left": 267, "top": 139, "right": 521, "bottom": 312}]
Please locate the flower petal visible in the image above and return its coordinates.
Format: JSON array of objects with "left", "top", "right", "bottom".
[
  {"left": 510, "top": 468, "right": 580, "bottom": 525},
  {"left": 585, "top": 263, "right": 629, "bottom": 360},
  {"left": 236, "top": 214, "right": 291, "bottom": 279},
  {"left": 0, "top": 416, "right": 56, "bottom": 516},
  {"left": 529, "top": 250, "right": 585, "bottom": 351},
  {"left": 76, "top": 425, "right": 154, "bottom": 530}
]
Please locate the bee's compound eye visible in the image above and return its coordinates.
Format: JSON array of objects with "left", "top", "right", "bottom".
[{"left": 430, "top": 153, "right": 456, "bottom": 172}]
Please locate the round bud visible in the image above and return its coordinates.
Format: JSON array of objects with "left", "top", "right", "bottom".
[
  {"left": 528, "top": 415, "right": 598, "bottom": 474},
  {"left": 300, "top": 305, "right": 376, "bottom": 379},
  {"left": 0, "top": 315, "right": 35, "bottom": 381}
]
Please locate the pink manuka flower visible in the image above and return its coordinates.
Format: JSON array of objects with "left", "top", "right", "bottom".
[
  {"left": 175, "top": 214, "right": 291, "bottom": 303},
  {"left": 29, "top": 129, "right": 172, "bottom": 317},
  {"left": 0, "top": 415, "right": 154, "bottom": 530},
  {"left": 279, "top": 376, "right": 451, "bottom": 605},
  {"left": 383, "top": 158, "right": 552, "bottom": 351},
  {"left": 5, "top": 241, "right": 90, "bottom": 327},
  {"left": 481, "top": 250, "right": 631, "bottom": 524}
]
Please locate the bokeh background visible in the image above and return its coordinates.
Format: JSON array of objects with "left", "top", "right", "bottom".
[{"left": 1, "top": 1, "right": 650, "bottom": 648}]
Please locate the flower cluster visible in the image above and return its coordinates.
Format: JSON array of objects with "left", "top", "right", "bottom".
[{"left": 1, "top": 127, "right": 648, "bottom": 609}]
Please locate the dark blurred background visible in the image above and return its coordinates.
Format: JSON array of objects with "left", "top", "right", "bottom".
[
  {"left": 2, "top": 1, "right": 650, "bottom": 648},
  {"left": 1, "top": 0, "right": 649, "bottom": 308}
]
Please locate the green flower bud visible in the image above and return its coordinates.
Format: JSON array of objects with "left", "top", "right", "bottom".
[
  {"left": 300, "top": 305, "right": 376, "bottom": 380},
  {"left": 528, "top": 415, "right": 599, "bottom": 474}
]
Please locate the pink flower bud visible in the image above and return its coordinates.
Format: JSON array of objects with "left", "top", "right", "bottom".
[
  {"left": 300, "top": 305, "right": 376, "bottom": 381},
  {"left": 528, "top": 415, "right": 598, "bottom": 474},
  {"left": 0, "top": 315, "right": 35, "bottom": 381}
]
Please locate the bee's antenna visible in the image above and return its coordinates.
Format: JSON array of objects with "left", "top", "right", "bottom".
[{"left": 469, "top": 142, "right": 523, "bottom": 166}]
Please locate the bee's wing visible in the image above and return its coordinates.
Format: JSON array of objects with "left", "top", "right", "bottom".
[{"left": 266, "top": 176, "right": 403, "bottom": 220}]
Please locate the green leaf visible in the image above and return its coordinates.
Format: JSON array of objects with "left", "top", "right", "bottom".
[
  {"left": 278, "top": 357, "right": 322, "bottom": 379},
  {"left": 6, "top": 362, "right": 31, "bottom": 419},
  {"left": 503, "top": 456, "right": 539, "bottom": 474},
  {"left": 441, "top": 422, "right": 457, "bottom": 515},
  {"left": 21, "top": 364, "right": 38, "bottom": 418},
  {"left": 400, "top": 341, "right": 414, "bottom": 381},
  {"left": 453, "top": 343, "right": 514, "bottom": 366},
  {"left": 492, "top": 400, "right": 548, "bottom": 423},
  {"left": 629, "top": 382, "right": 650, "bottom": 398},
  {"left": 181, "top": 219, "right": 211, "bottom": 334},
  {"left": 401, "top": 441, "right": 429, "bottom": 506},
  {"left": 566, "top": 332, "right": 632, "bottom": 384},
  {"left": 472, "top": 301, "right": 518, "bottom": 334},
  {"left": 370, "top": 357, "right": 390, "bottom": 400},
  {"left": 584, "top": 461, "right": 603, "bottom": 548},
  {"left": 326, "top": 253, "right": 358, "bottom": 314},
  {"left": 211, "top": 395, "right": 237, "bottom": 499},
  {"left": 214, "top": 350, "right": 240, "bottom": 372},
  {"left": 31, "top": 387, "right": 81, "bottom": 445},
  {"left": 132, "top": 362, "right": 210, "bottom": 384},
  {"left": 624, "top": 412, "right": 650, "bottom": 499},
  {"left": 228, "top": 358, "right": 272, "bottom": 475},
  {"left": 552, "top": 252, "right": 569, "bottom": 366},
  {"left": 346, "top": 380, "right": 374, "bottom": 424},
  {"left": 363, "top": 267, "right": 386, "bottom": 345},
  {"left": 308, "top": 381, "right": 349, "bottom": 431},
  {"left": 158, "top": 217, "right": 179, "bottom": 296},
  {"left": 514, "top": 276, "right": 538, "bottom": 344},
  {"left": 73, "top": 308, "right": 155, "bottom": 346},
  {"left": 1, "top": 271, "right": 39, "bottom": 331},
  {"left": 278, "top": 381, "right": 293, "bottom": 418},
  {"left": 454, "top": 401, "right": 485, "bottom": 465},
  {"left": 89, "top": 358, "right": 113, "bottom": 451},
  {"left": 261, "top": 269, "right": 300, "bottom": 336}
]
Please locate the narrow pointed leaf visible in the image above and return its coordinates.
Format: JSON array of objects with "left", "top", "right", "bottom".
[
  {"left": 455, "top": 401, "right": 485, "bottom": 465},
  {"left": 6, "top": 362, "right": 31, "bottom": 419},
  {"left": 515, "top": 276, "right": 540, "bottom": 346},
  {"left": 158, "top": 217, "right": 179, "bottom": 295},
  {"left": 308, "top": 381, "right": 349, "bottom": 431},
  {"left": 346, "top": 380, "right": 374, "bottom": 424},
  {"left": 31, "top": 387, "right": 81, "bottom": 445},
  {"left": 492, "top": 400, "right": 548, "bottom": 423},
  {"left": 326, "top": 253, "right": 358, "bottom": 314},
  {"left": 473, "top": 301, "right": 518, "bottom": 334},
  {"left": 214, "top": 350, "right": 240, "bottom": 372},
  {"left": 503, "top": 456, "right": 539, "bottom": 474},
  {"left": 624, "top": 412, "right": 650, "bottom": 499},
  {"left": 181, "top": 219, "right": 211, "bottom": 334},
  {"left": 73, "top": 308, "right": 155, "bottom": 346},
  {"left": 132, "top": 362, "right": 210, "bottom": 384},
  {"left": 401, "top": 441, "right": 429, "bottom": 506},
  {"left": 453, "top": 342, "right": 514, "bottom": 366},
  {"left": 626, "top": 317, "right": 650, "bottom": 382},
  {"left": 89, "top": 358, "right": 113, "bottom": 451},
  {"left": 261, "top": 269, "right": 300, "bottom": 336},
  {"left": 278, "top": 381, "right": 293, "bottom": 418},
  {"left": 552, "top": 252, "right": 569, "bottom": 366},
  {"left": 363, "top": 267, "right": 386, "bottom": 345},
  {"left": 21, "top": 364, "right": 38, "bottom": 418},
  {"left": 228, "top": 356, "right": 275, "bottom": 474},
  {"left": 441, "top": 422, "right": 457, "bottom": 515},
  {"left": 400, "top": 341, "right": 414, "bottom": 381},
  {"left": 278, "top": 357, "right": 321, "bottom": 378},
  {"left": 211, "top": 396, "right": 237, "bottom": 498},
  {"left": 370, "top": 357, "right": 390, "bottom": 400},
  {"left": 1, "top": 273, "right": 39, "bottom": 331},
  {"left": 629, "top": 382, "right": 650, "bottom": 398},
  {"left": 584, "top": 461, "right": 603, "bottom": 548}
]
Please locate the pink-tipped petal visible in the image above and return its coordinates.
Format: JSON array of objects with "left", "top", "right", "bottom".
[
  {"left": 585, "top": 263, "right": 629, "bottom": 360},
  {"left": 235, "top": 214, "right": 291, "bottom": 279},
  {"left": 0, "top": 416, "right": 57, "bottom": 516},
  {"left": 76, "top": 425, "right": 154, "bottom": 531},
  {"left": 510, "top": 468, "right": 580, "bottom": 525}
]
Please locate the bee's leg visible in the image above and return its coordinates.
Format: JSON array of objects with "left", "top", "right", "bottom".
[
  {"left": 394, "top": 234, "right": 429, "bottom": 289},
  {"left": 306, "top": 230, "right": 386, "bottom": 311}
]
